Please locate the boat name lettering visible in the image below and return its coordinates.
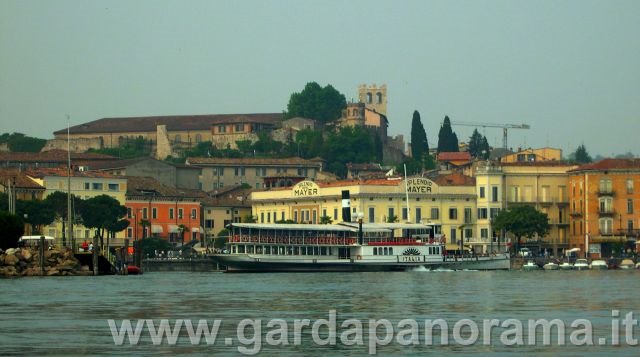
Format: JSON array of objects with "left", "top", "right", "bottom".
[{"left": 401, "top": 256, "right": 422, "bottom": 262}]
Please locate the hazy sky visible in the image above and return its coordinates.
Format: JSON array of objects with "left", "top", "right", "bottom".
[{"left": 1, "top": 0, "right": 639, "bottom": 157}]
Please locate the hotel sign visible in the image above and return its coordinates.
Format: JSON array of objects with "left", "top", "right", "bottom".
[
  {"left": 293, "top": 181, "right": 319, "bottom": 197},
  {"left": 405, "top": 178, "right": 435, "bottom": 193}
]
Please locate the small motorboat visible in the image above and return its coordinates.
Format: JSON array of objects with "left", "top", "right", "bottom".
[
  {"left": 636, "top": 262, "right": 640, "bottom": 270},
  {"left": 559, "top": 262, "right": 573, "bottom": 270},
  {"left": 522, "top": 260, "right": 540, "bottom": 271},
  {"left": 127, "top": 265, "right": 143, "bottom": 275},
  {"left": 574, "top": 259, "right": 589, "bottom": 271},
  {"left": 590, "top": 260, "right": 608, "bottom": 270},
  {"left": 543, "top": 261, "right": 559, "bottom": 270},
  {"left": 619, "top": 259, "right": 635, "bottom": 270}
]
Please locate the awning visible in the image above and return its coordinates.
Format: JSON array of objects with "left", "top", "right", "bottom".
[
  {"left": 151, "top": 225, "right": 163, "bottom": 234},
  {"left": 168, "top": 225, "right": 179, "bottom": 233},
  {"left": 191, "top": 227, "right": 200, "bottom": 233}
]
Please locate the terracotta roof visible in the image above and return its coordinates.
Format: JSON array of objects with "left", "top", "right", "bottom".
[
  {"left": 187, "top": 157, "right": 322, "bottom": 167},
  {"left": 0, "top": 168, "right": 45, "bottom": 189},
  {"left": 25, "top": 168, "right": 119, "bottom": 179},
  {"left": 437, "top": 152, "right": 472, "bottom": 162},
  {"left": 55, "top": 113, "right": 283, "bottom": 135},
  {"left": 501, "top": 161, "right": 577, "bottom": 167},
  {"left": 126, "top": 176, "right": 197, "bottom": 198},
  {"left": 433, "top": 172, "right": 475, "bottom": 186},
  {"left": 0, "top": 150, "right": 116, "bottom": 163},
  {"left": 568, "top": 158, "right": 640, "bottom": 173}
]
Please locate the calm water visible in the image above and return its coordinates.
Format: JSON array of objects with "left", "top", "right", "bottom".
[{"left": 1, "top": 270, "right": 638, "bottom": 356}]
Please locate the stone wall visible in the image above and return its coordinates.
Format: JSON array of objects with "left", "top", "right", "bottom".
[
  {"left": 155, "top": 125, "right": 174, "bottom": 160},
  {"left": 0, "top": 247, "right": 92, "bottom": 277},
  {"left": 42, "top": 137, "right": 104, "bottom": 152}
]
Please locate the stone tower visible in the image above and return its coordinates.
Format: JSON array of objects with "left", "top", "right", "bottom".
[
  {"left": 338, "top": 102, "right": 365, "bottom": 128},
  {"left": 358, "top": 83, "right": 387, "bottom": 116}
]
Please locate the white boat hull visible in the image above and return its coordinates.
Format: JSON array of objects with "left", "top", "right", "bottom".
[{"left": 210, "top": 254, "right": 511, "bottom": 272}]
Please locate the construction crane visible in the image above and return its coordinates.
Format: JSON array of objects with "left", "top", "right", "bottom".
[{"left": 450, "top": 121, "right": 530, "bottom": 150}]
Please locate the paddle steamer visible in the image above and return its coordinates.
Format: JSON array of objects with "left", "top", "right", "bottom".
[{"left": 210, "top": 222, "right": 510, "bottom": 272}]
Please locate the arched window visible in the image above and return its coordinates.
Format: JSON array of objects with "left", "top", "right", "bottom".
[
  {"left": 376, "top": 92, "right": 382, "bottom": 104},
  {"left": 366, "top": 92, "right": 372, "bottom": 103},
  {"left": 352, "top": 109, "right": 358, "bottom": 117},
  {"left": 174, "top": 135, "right": 181, "bottom": 143}
]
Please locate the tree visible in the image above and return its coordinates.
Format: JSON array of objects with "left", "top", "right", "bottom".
[
  {"left": 322, "top": 126, "right": 377, "bottom": 178},
  {"left": 44, "top": 191, "right": 83, "bottom": 246},
  {"left": 214, "top": 228, "right": 230, "bottom": 249},
  {"left": 437, "top": 116, "right": 460, "bottom": 153},
  {"left": 492, "top": 205, "right": 550, "bottom": 255},
  {"left": 0, "top": 132, "right": 46, "bottom": 152},
  {"left": 139, "top": 219, "right": 151, "bottom": 239},
  {"left": 284, "top": 82, "right": 347, "bottom": 123},
  {"left": 177, "top": 224, "right": 189, "bottom": 246},
  {"left": 17, "top": 199, "right": 56, "bottom": 235},
  {"left": 0, "top": 211, "right": 24, "bottom": 250},
  {"left": 320, "top": 216, "right": 333, "bottom": 224},
  {"left": 386, "top": 215, "right": 399, "bottom": 223},
  {"left": 573, "top": 144, "right": 593, "bottom": 164},
  {"left": 81, "top": 195, "right": 127, "bottom": 247},
  {"left": 139, "top": 237, "right": 173, "bottom": 258},
  {"left": 468, "top": 129, "right": 491, "bottom": 159},
  {"left": 293, "top": 129, "right": 324, "bottom": 158},
  {"left": 410, "top": 110, "right": 434, "bottom": 170}
]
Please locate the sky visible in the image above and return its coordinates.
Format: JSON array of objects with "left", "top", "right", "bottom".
[{"left": 1, "top": 0, "right": 639, "bottom": 157}]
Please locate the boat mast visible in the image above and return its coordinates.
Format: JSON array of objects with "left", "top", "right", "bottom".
[
  {"left": 67, "top": 115, "right": 73, "bottom": 250},
  {"left": 404, "top": 164, "right": 411, "bottom": 222}
]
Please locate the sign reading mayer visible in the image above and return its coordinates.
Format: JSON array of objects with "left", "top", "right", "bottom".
[
  {"left": 293, "top": 181, "right": 320, "bottom": 197},
  {"left": 405, "top": 178, "right": 435, "bottom": 193}
]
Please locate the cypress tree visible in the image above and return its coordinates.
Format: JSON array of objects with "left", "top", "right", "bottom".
[
  {"left": 437, "top": 116, "right": 459, "bottom": 152},
  {"left": 410, "top": 110, "right": 428, "bottom": 162}
]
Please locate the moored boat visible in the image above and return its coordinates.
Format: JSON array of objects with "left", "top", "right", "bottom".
[
  {"left": 127, "top": 265, "right": 143, "bottom": 275},
  {"left": 559, "top": 262, "right": 573, "bottom": 270},
  {"left": 522, "top": 260, "right": 540, "bottom": 271},
  {"left": 210, "top": 223, "right": 510, "bottom": 272},
  {"left": 590, "top": 260, "right": 608, "bottom": 270},
  {"left": 619, "top": 259, "right": 635, "bottom": 270},
  {"left": 574, "top": 259, "right": 589, "bottom": 271},
  {"left": 543, "top": 261, "right": 559, "bottom": 270}
]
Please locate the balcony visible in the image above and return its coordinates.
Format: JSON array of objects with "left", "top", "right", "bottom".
[
  {"left": 597, "top": 208, "right": 615, "bottom": 217},
  {"left": 569, "top": 211, "right": 583, "bottom": 217},
  {"left": 597, "top": 189, "right": 615, "bottom": 197},
  {"left": 539, "top": 199, "right": 553, "bottom": 207}
]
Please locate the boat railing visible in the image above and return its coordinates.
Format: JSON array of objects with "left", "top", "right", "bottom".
[{"left": 231, "top": 235, "right": 357, "bottom": 245}]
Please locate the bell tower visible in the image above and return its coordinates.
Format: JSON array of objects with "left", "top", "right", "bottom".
[{"left": 358, "top": 83, "right": 387, "bottom": 116}]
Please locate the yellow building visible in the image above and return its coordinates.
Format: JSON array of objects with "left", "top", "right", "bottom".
[
  {"left": 475, "top": 161, "right": 578, "bottom": 255},
  {"left": 26, "top": 168, "right": 128, "bottom": 246},
  {"left": 251, "top": 173, "right": 476, "bottom": 252},
  {"left": 500, "top": 147, "right": 562, "bottom": 163}
]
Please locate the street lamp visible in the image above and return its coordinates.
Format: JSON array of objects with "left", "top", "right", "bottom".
[
  {"left": 23, "top": 213, "right": 29, "bottom": 235},
  {"left": 356, "top": 212, "right": 364, "bottom": 245}
]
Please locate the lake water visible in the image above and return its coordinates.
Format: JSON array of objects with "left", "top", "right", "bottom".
[{"left": 1, "top": 270, "right": 638, "bottom": 356}]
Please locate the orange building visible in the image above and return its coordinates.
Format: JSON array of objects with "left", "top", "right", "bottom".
[
  {"left": 568, "top": 159, "right": 640, "bottom": 258},
  {"left": 125, "top": 177, "right": 201, "bottom": 245}
]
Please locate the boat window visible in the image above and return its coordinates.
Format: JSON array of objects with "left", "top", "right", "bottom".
[
  {"left": 321, "top": 247, "right": 327, "bottom": 255},
  {"left": 373, "top": 247, "right": 377, "bottom": 255},
  {"left": 279, "top": 247, "right": 285, "bottom": 255},
  {"left": 238, "top": 245, "right": 245, "bottom": 254},
  {"left": 313, "top": 247, "right": 319, "bottom": 256},
  {"left": 287, "top": 246, "right": 293, "bottom": 255},
  {"left": 293, "top": 246, "right": 299, "bottom": 255},
  {"left": 247, "top": 246, "right": 254, "bottom": 254},
  {"left": 264, "top": 246, "right": 270, "bottom": 254},
  {"left": 389, "top": 248, "right": 393, "bottom": 255},
  {"left": 383, "top": 247, "right": 388, "bottom": 255},
  {"left": 301, "top": 247, "right": 307, "bottom": 256},
  {"left": 328, "top": 247, "right": 332, "bottom": 255},
  {"left": 232, "top": 245, "right": 237, "bottom": 254}
]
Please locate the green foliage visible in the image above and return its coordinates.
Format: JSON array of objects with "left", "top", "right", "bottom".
[
  {"left": 323, "top": 126, "right": 377, "bottom": 178},
  {"left": 492, "top": 205, "right": 550, "bottom": 253},
  {"left": 88, "top": 137, "right": 152, "bottom": 159},
  {"left": 275, "top": 219, "right": 296, "bottom": 224},
  {"left": 17, "top": 199, "right": 56, "bottom": 234},
  {"left": 252, "top": 132, "right": 282, "bottom": 155},
  {"left": 44, "top": 191, "right": 83, "bottom": 243},
  {"left": 409, "top": 110, "right": 435, "bottom": 171},
  {"left": 319, "top": 216, "right": 333, "bottom": 224},
  {"left": 468, "top": 129, "right": 491, "bottom": 159},
  {"left": 284, "top": 82, "right": 347, "bottom": 123},
  {"left": 0, "top": 211, "right": 24, "bottom": 250},
  {"left": 214, "top": 228, "right": 230, "bottom": 249},
  {"left": 244, "top": 215, "right": 257, "bottom": 223},
  {"left": 386, "top": 215, "right": 399, "bottom": 223},
  {"left": 0, "top": 192, "right": 7, "bottom": 211},
  {"left": 81, "top": 195, "right": 127, "bottom": 240},
  {"left": 292, "top": 129, "right": 324, "bottom": 158},
  {"left": 0, "top": 132, "right": 46, "bottom": 152},
  {"left": 139, "top": 237, "right": 173, "bottom": 257},
  {"left": 397, "top": 158, "right": 424, "bottom": 176},
  {"left": 437, "top": 116, "right": 460, "bottom": 153},
  {"left": 572, "top": 144, "right": 593, "bottom": 163}
]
